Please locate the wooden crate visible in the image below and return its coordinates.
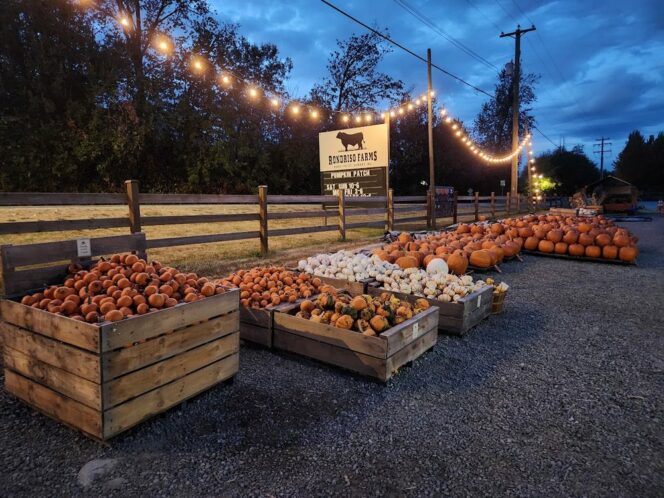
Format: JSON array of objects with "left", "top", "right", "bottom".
[
  {"left": 368, "top": 285, "right": 493, "bottom": 336},
  {"left": 239, "top": 302, "right": 297, "bottom": 348},
  {"left": 0, "top": 234, "right": 240, "bottom": 440},
  {"left": 273, "top": 298, "right": 438, "bottom": 382},
  {"left": 316, "top": 275, "right": 373, "bottom": 295}
]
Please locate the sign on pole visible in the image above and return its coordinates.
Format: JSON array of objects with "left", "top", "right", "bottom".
[{"left": 319, "top": 123, "right": 389, "bottom": 197}]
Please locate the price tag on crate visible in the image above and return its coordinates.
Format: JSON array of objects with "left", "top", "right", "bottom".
[
  {"left": 477, "top": 294, "right": 482, "bottom": 308},
  {"left": 412, "top": 322, "right": 419, "bottom": 340},
  {"left": 76, "top": 238, "right": 92, "bottom": 257}
]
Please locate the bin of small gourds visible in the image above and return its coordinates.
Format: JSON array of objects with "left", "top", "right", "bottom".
[
  {"left": 299, "top": 249, "right": 496, "bottom": 336},
  {"left": 271, "top": 286, "right": 440, "bottom": 382}
]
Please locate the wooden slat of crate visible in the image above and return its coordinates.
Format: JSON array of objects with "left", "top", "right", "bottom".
[
  {"left": 369, "top": 285, "right": 493, "bottom": 336},
  {"left": 1, "top": 321, "right": 100, "bottom": 381},
  {"left": 316, "top": 275, "right": 371, "bottom": 295},
  {"left": 3, "top": 346, "right": 102, "bottom": 410},
  {"left": 385, "top": 327, "right": 438, "bottom": 375},
  {"left": 4, "top": 369, "right": 103, "bottom": 439},
  {"left": 274, "top": 312, "right": 387, "bottom": 358},
  {"left": 380, "top": 307, "right": 439, "bottom": 356},
  {"left": 100, "top": 290, "right": 239, "bottom": 351},
  {"left": 238, "top": 301, "right": 297, "bottom": 348},
  {"left": 103, "top": 333, "right": 239, "bottom": 408},
  {"left": 0, "top": 299, "right": 100, "bottom": 352},
  {"left": 273, "top": 330, "right": 388, "bottom": 379},
  {"left": 103, "top": 352, "right": 238, "bottom": 439},
  {"left": 103, "top": 311, "right": 238, "bottom": 379}
]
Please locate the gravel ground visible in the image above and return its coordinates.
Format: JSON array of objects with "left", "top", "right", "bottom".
[{"left": 1, "top": 218, "right": 663, "bottom": 497}]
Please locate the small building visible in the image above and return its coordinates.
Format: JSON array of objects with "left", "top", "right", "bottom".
[{"left": 585, "top": 175, "right": 639, "bottom": 213}]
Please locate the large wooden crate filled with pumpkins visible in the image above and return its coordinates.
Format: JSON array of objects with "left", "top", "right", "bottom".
[
  {"left": 273, "top": 287, "right": 439, "bottom": 382},
  {"left": 0, "top": 234, "right": 239, "bottom": 441}
]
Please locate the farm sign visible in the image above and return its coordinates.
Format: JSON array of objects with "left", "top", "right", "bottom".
[{"left": 319, "top": 123, "right": 389, "bottom": 197}]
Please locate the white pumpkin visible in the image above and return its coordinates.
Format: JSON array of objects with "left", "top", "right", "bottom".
[{"left": 426, "top": 258, "right": 449, "bottom": 275}]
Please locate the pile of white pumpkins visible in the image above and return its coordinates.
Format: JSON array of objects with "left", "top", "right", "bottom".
[{"left": 298, "top": 250, "right": 493, "bottom": 303}]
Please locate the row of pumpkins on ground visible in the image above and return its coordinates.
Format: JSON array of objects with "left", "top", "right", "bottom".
[{"left": 372, "top": 214, "right": 638, "bottom": 273}]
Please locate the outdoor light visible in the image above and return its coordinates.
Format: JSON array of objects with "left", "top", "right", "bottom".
[
  {"left": 398, "top": 108, "right": 404, "bottom": 115},
  {"left": 220, "top": 74, "right": 231, "bottom": 85},
  {"left": 365, "top": 114, "right": 372, "bottom": 122},
  {"left": 248, "top": 88, "right": 258, "bottom": 98},
  {"left": 407, "top": 103, "right": 414, "bottom": 110},
  {"left": 355, "top": 115, "right": 362, "bottom": 123},
  {"left": 452, "top": 124, "right": 458, "bottom": 130},
  {"left": 380, "top": 113, "right": 386, "bottom": 120},
  {"left": 270, "top": 98, "right": 279, "bottom": 107},
  {"left": 390, "top": 110, "right": 396, "bottom": 117},
  {"left": 415, "top": 99, "right": 421, "bottom": 105},
  {"left": 445, "top": 117, "right": 452, "bottom": 123},
  {"left": 154, "top": 35, "right": 172, "bottom": 55},
  {"left": 118, "top": 14, "right": 132, "bottom": 30},
  {"left": 455, "top": 130, "right": 462, "bottom": 136},
  {"left": 539, "top": 174, "right": 543, "bottom": 178},
  {"left": 342, "top": 115, "right": 349, "bottom": 123},
  {"left": 311, "top": 110, "right": 318, "bottom": 119},
  {"left": 291, "top": 105, "right": 300, "bottom": 114},
  {"left": 191, "top": 57, "right": 206, "bottom": 74}
]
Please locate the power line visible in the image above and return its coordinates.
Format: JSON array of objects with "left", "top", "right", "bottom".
[
  {"left": 392, "top": 0, "right": 499, "bottom": 72},
  {"left": 320, "top": 0, "right": 493, "bottom": 98},
  {"left": 533, "top": 125, "right": 557, "bottom": 148},
  {"left": 508, "top": 0, "right": 566, "bottom": 81}
]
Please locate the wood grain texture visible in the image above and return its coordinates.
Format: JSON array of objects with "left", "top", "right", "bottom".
[
  {"left": 0, "top": 217, "right": 128, "bottom": 235},
  {"left": 103, "top": 332, "right": 238, "bottom": 408},
  {"left": 4, "top": 369, "right": 102, "bottom": 438},
  {"left": 239, "top": 321, "right": 273, "bottom": 348},
  {"left": 1, "top": 321, "right": 100, "bottom": 381},
  {"left": 103, "top": 353, "right": 238, "bottom": 439},
  {"left": 145, "top": 231, "right": 259, "bottom": 249},
  {"left": 385, "top": 327, "right": 437, "bottom": 377},
  {"left": 3, "top": 346, "right": 102, "bottom": 410},
  {"left": 101, "top": 290, "right": 239, "bottom": 351},
  {"left": 0, "top": 192, "right": 125, "bottom": 206},
  {"left": 380, "top": 307, "right": 439, "bottom": 356},
  {"left": 0, "top": 300, "right": 100, "bottom": 352}
]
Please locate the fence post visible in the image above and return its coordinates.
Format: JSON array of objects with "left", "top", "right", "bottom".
[
  {"left": 490, "top": 192, "right": 496, "bottom": 219},
  {"left": 387, "top": 188, "right": 394, "bottom": 232},
  {"left": 338, "top": 190, "right": 346, "bottom": 241},
  {"left": 506, "top": 192, "right": 511, "bottom": 216},
  {"left": 125, "top": 180, "right": 146, "bottom": 259},
  {"left": 474, "top": 191, "right": 479, "bottom": 221},
  {"left": 452, "top": 191, "right": 458, "bottom": 225},
  {"left": 426, "top": 191, "right": 432, "bottom": 230},
  {"left": 517, "top": 193, "right": 521, "bottom": 213},
  {"left": 258, "top": 185, "right": 268, "bottom": 256}
]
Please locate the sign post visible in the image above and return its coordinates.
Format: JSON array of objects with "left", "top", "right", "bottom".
[{"left": 319, "top": 123, "right": 389, "bottom": 198}]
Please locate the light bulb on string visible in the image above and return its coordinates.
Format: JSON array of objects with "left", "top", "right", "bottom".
[
  {"left": 390, "top": 110, "right": 396, "bottom": 118},
  {"left": 190, "top": 56, "right": 207, "bottom": 75},
  {"left": 355, "top": 115, "right": 362, "bottom": 123},
  {"left": 310, "top": 110, "right": 319, "bottom": 119},
  {"left": 365, "top": 114, "right": 372, "bottom": 123},
  {"left": 342, "top": 114, "right": 349, "bottom": 123},
  {"left": 445, "top": 117, "right": 452, "bottom": 124},
  {"left": 440, "top": 109, "right": 447, "bottom": 116},
  {"left": 270, "top": 98, "right": 279, "bottom": 107},
  {"left": 118, "top": 14, "right": 132, "bottom": 30},
  {"left": 291, "top": 104, "right": 300, "bottom": 115},
  {"left": 219, "top": 74, "right": 231, "bottom": 86},
  {"left": 248, "top": 87, "right": 259, "bottom": 98},
  {"left": 407, "top": 103, "right": 414, "bottom": 111},
  {"left": 154, "top": 34, "right": 173, "bottom": 55},
  {"left": 398, "top": 108, "right": 404, "bottom": 115},
  {"left": 451, "top": 124, "right": 458, "bottom": 130}
]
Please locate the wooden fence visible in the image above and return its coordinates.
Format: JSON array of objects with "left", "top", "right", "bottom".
[{"left": 0, "top": 181, "right": 537, "bottom": 257}]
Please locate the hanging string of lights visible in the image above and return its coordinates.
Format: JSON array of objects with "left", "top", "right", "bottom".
[
  {"left": 76, "top": 0, "right": 534, "bottom": 166},
  {"left": 526, "top": 136, "right": 543, "bottom": 203}
]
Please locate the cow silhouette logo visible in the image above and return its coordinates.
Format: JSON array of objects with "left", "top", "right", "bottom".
[{"left": 336, "top": 131, "right": 365, "bottom": 151}]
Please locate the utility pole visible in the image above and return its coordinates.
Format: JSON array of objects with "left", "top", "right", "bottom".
[
  {"left": 426, "top": 48, "right": 436, "bottom": 229},
  {"left": 593, "top": 137, "right": 612, "bottom": 180},
  {"left": 500, "top": 24, "right": 536, "bottom": 198}
]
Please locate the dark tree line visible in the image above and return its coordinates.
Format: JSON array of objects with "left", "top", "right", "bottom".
[
  {"left": 613, "top": 130, "right": 664, "bottom": 196},
  {"left": 0, "top": 0, "right": 539, "bottom": 196}
]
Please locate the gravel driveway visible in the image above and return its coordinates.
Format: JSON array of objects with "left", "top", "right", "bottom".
[{"left": 1, "top": 218, "right": 662, "bottom": 497}]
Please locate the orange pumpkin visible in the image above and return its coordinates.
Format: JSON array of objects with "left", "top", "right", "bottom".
[
  {"left": 488, "top": 245, "right": 505, "bottom": 263},
  {"left": 447, "top": 253, "right": 468, "bottom": 274},
  {"left": 538, "top": 240, "right": 555, "bottom": 253},
  {"left": 595, "top": 233, "right": 611, "bottom": 247},
  {"left": 397, "top": 232, "right": 413, "bottom": 244},
  {"left": 568, "top": 243, "right": 585, "bottom": 257},
  {"left": 578, "top": 233, "right": 594, "bottom": 246},
  {"left": 524, "top": 236, "right": 539, "bottom": 251},
  {"left": 395, "top": 256, "right": 419, "bottom": 269},
  {"left": 563, "top": 230, "right": 579, "bottom": 244},
  {"left": 469, "top": 250, "right": 493, "bottom": 268},
  {"left": 554, "top": 242, "right": 568, "bottom": 254},
  {"left": 618, "top": 246, "right": 638, "bottom": 262},
  {"left": 585, "top": 245, "right": 601, "bottom": 258},
  {"left": 546, "top": 230, "right": 563, "bottom": 243},
  {"left": 602, "top": 245, "right": 618, "bottom": 259}
]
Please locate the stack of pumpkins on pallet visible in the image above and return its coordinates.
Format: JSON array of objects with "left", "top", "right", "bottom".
[{"left": 516, "top": 214, "right": 639, "bottom": 262}]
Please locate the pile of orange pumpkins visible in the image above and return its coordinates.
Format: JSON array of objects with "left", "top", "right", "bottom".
[
  {"left": 373, "top": 214, "right": 639, "bottom": 272},
  {"left": 514, "top": 214, "right": 638, "bottom": 262}
]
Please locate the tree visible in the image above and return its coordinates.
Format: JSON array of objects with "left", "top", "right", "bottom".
[
  {"left": 310, "top": 31, "right": 404, "bottom": 112},
  {"left": 613, "top": 130, "right": 664, "bottom": 193},
  {"left": 520, "top": 145, "right": 599, "bottom": 196},
  {"left": 473, "top": 66, "right": 538, "bottom": 154}
]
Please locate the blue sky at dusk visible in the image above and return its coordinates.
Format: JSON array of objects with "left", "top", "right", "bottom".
[{"left": 210, "top": 0, "right": 664, "bottom": 166}]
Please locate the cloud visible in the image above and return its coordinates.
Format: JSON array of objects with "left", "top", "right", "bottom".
[{"left": 209, "top": 0, "right": 664, "bottom": 161}]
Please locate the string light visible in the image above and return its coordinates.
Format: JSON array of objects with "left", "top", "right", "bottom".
[{"left": 79, "top": 0, "right": 538, "bottom": 165}]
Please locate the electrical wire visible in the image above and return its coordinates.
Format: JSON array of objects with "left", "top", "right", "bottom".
[
  {"left": 392, "top": 0, "right": 500, "bottom": 72},
  {"left": 320, "top": 0, "right": 493, "bottom": 98}
]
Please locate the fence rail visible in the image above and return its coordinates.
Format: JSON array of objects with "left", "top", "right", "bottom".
[{"left": 0, "top": 180, "right": 540, "bottom": 257}]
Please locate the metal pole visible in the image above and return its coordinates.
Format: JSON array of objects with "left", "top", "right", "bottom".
[{"left": 427, "top": 48, "right": 436, "bottom": 230}]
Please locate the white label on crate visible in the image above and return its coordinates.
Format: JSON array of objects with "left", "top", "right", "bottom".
[
  {"left": 76, "top": 238, "right": 92, "bottom": 257},
  {"left": 477, "top": 294, "right": 482, "bottom": 308},
  {"left": 412, "top": 322, "right": 419, "bottom": 339}
]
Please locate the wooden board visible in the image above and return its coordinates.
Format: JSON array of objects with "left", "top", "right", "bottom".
[
  {"left": 368, "top": 285, "right": 493, "bottom": 336},
  {"left": 316, "top": 275, "right": 371, "bottom": 295},
  {"left": 4, "top": 369, "right": 103, "bottom": 439},
  {"left": 102, "top": 352, "right": 238, "bottom": 439}
]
